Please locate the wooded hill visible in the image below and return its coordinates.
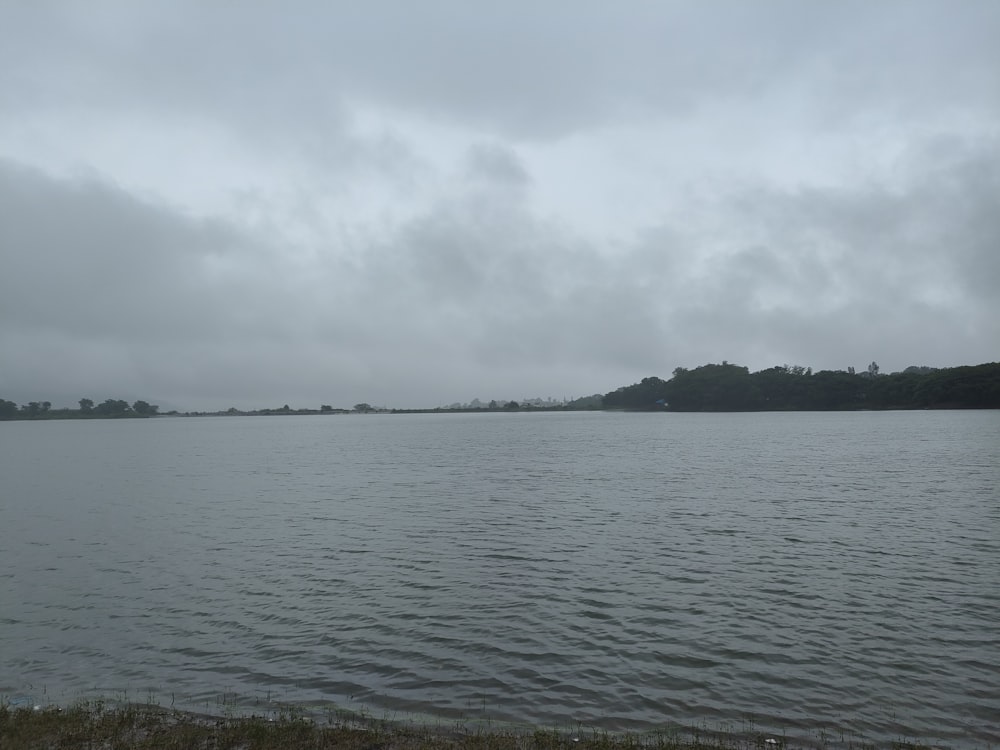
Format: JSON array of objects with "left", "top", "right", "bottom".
[{"left": 603, "top": 362, "right": 1000, "bottom": 411}]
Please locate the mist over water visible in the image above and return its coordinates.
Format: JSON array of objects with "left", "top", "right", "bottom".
[{"left": 2, "top": 411, "right": 998, "bottom": 747}]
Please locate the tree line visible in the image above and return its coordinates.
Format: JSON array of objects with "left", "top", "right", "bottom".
[
  {"left": 4, "top": 361, "right": 998, "bottom": 419},
  {"left": 603, "top": 361, "right": 1000, "bottom": 411},
  {"left": 0, "top": 398, "right": 159, "bottom": 420}
]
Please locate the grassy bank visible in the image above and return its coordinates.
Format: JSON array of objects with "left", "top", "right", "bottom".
[{"left": 0, "top": 701, "right": 938, "bottom": 750}]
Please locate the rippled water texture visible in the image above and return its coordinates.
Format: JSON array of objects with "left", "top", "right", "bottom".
[{"left": 2, "top": 411, "right": 998, "bottom": 746}]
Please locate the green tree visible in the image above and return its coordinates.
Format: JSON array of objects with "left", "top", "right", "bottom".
[
  {"left": 79, "top": 398, "right": 94, "bottom": 414},
  {"left": 132, "top": 400, "right": 158, "bottom": 415},
  {"left": 354, "top": 403, "right": 373, "bottom": 412},
  {"left": 913, "top": 363, "right": 1000, "bottom": 408},
  {"left": 566, "top": 394, "right": 603, "bottom": 409},
  {"left": 604, "top": 376, "right": 669, "bottom": 409},
  {"left": 662, "top": 364, "right": 758, "bottom": 411},
  {"left": 94, "top": 399, "right": 131, "bottom": 416}
]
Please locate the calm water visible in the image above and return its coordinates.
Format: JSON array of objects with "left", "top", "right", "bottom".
[{"left": 1, "top": 411, "right": 998, "bottom": 747}]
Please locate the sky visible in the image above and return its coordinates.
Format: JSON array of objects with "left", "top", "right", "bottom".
[{"left": 1, "top": 1, "right": 998, "bottom": 411}]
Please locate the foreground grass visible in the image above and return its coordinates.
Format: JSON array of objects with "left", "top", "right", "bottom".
[{"left": 0, "top": 702, "right": 935, "bottom": 750}]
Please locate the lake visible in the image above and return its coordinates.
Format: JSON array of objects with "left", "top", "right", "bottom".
[{"left": 1, "top": 411, "right": 998, "bottom": 747}]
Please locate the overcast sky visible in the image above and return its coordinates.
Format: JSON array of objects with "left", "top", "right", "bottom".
[{"left": 2, "top": 1, "right": 998, "bottom": 410}]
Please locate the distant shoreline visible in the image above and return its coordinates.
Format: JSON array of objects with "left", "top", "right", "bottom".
[
  {"left": 2, "top": 403, "right": 998, "bottom": 422},
  {"left": 3, "top": 360, "right": 998, "bottom": 419}
]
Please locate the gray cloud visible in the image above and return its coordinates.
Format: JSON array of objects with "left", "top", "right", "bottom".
[
  {"left": 5, "top": 2, "right": 997, "bottom": 138},
  {"left": 1, "top": 3, "right": 997, "bottom": 409},
  {"left": 464, "top": 143, "right": 531, "bottom": 188}
]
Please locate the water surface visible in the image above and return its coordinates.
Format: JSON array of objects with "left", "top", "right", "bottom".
[{"left": 2, "top": 411, "right": 997, "bottom": 747}]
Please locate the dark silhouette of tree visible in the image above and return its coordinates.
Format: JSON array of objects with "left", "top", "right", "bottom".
[
  {"left": 604, "top": 376, "right": 670, "bottom": 409},
  {"left": 604, "top": 361, "right": 1000, "bottom": 411},
  {"left": 662, "top": 364, "right": 757, "bottom": 411},
  {"left": 912, "top": 363, "right": 1000, "bottom": 408},
  {"left": 94, "top": 399, "right": 131, "bottom": 416},
  {"left": 0, "top": 399, "right": 18, "bottom": 419},
  {"left": 0, "top": 395, "right": 176, "bottom": 419},
  {"left": 132, "top": 400, "right": 158, "bottom": 415}
]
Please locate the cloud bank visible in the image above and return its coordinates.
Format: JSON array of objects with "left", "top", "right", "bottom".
[{"left": 1, "top": 2, "right": 997, "bottom": 409}]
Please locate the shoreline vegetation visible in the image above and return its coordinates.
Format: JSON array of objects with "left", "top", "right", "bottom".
[
  {"left": 2, "top": 361, "right": 998, "bottom": 421},
  {"left": 0, "top": 700, "right": 938, "bottom": 750}
]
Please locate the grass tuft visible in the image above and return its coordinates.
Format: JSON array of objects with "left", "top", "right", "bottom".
[{"left": 0, "top": 702, "right": 941, "bottom": 750}]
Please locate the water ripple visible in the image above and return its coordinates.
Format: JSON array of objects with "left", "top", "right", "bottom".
[{"left": 2, "top": 411, "right": 998, "bottom": 747}]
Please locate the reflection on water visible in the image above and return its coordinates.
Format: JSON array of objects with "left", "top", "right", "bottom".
[{"left": 2, "top": 411, "right": 998, "bottom": 747}]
